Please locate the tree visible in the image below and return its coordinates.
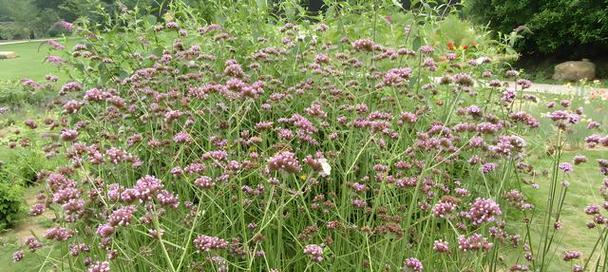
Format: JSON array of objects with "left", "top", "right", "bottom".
[
  {"left": 465, "top": 0, "right": 608, "bottom": 57},
  {"left": 5, "top": 0, "right": 41, "bottom": 38}
]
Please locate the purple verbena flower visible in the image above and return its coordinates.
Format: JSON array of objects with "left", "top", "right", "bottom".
[
  {"left": 458, "top": 233, "right": 493, "bottom": 251},
  {"left": 432, "top": 201, "right": 456, "bottom": 218},
  {"left": 108, "top": 205, "right": 136, "bottom": 226},
  {"left": 403, "top": 257, "right": 423, "bottom": 272},
  {"left": 563, "top": 250, "right": 581, "bottom": 261},
  {"left": 303, "top": 244, "right": 324, "bottom": 262},
  {"left": 44, "top": 227, "right": 74, "bottom": 241},
  {"left": 433, "top": 240, "right": 449, "bottom": 253},
  {"left": 268, "top": 151, "right": 301, "bottom": 173},
  {"left": 24, "top": 237, "right": 43, "bottom": 251},
  {"left": 46, "top": 55, "right": 64, "bottom": 65},
  {"left": 467, "top": 198, "right": 502, "bottom": 225},
  {"left": 96, "top": 224, "right": 115, "bottom": 238},
  {"left": 12, "top": 250, "right": 24, "bottom": 262},
  {"left": 480, "top": 163, "right": 497, "bottom": 174},
  {"left": 419, "top": 45, "right": 434, "bottom": 54},
  {"left": 193, "top": 235, "right": 228, "bottom": 252},
  {"left": 194, "top": 176, "right": 215, "bottom": 189},
  {"left": 88, "top": 261, "right": 111, "bottom": 272},
  {"left": 58, "top": 20, "right": 74, "bottom": 32},
  {"left": 559, "top": 162, "right": 573, "bottom": 173},
  {"left": 384, "top": 68, "right": 412, "bottom": 86},
  {"left": 134, "top": 175, "right": 164, "bottom": 201}
]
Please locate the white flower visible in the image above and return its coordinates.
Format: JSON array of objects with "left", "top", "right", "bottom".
[{"left": 318, "top": 158, "right": 331, "bottom": 177}]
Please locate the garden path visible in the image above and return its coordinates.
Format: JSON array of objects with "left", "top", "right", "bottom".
[
  {"left": 519, "top": 82, "right": 608, "bottom": 96},
  {"left": 0, "top": 38, "right": 59, "bottom": 46}
]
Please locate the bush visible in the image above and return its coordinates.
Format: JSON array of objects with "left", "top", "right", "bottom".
[
  {"left": 0, "top": 23, "right": 23, "bottom": 40},
  {"left": 0, "top": 80, "right": 56, "bottom": 110},
  {"left": 0, "top": 176, "right": 23, "bottom": 230},
  {"left": 1, "top": 150, "right": 49, "bottom": 187},
  {"left": 465, "top": 0, "right": 608, "bottom": 56},
  {"left": 47, "top": 22, "right": 70, "bottom": 37}
]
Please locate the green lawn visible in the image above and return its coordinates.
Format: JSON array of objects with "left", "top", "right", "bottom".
[
  {"left": 510, "top": 93, "right": 608, "bottom": 271},
  {"left": 523, "top": 150, "right": 606, "bottom": 271},
  {"left": 0, "top": 39, "right": 73, "bottom": 81},
  {"left": 0, "top": 243, "right": 52, "bottom": 272},
  {"left": 0, "top": 230, "right": 60, "bottom": 272}
]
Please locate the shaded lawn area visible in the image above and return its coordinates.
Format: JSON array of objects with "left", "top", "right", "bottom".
[
  {"left": 0, "top": 39, "right": 74, "bottom": 81},
  {"left": 505, "top": 93, "right": 608, "bottom": 271},
  {"left": 0, "top": 217, "right": 60, "bottom": 272},
  {"left": 0, "top": 176, "right": 59, "bottom": 271},
  {"left": 525, "top": 150, "right": 606, "bottom": 271},
  {"left": 0, "top": 243, "right": 58, "bottom": 272},
  {"left": 499, "top": 145, "right": 606, "bottom": 271}
]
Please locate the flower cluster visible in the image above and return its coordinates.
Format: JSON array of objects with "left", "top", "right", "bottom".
[
  {"left": 467, "top": 198, "right": 502, "bottom": 225},
  {"left": 193, "top": 235, "right": 229, "bottom": 252},
  {"left": 303, "top": 244, "right": 324, "bottom": 262},
  {"left": 267, "top": 151, "right": 301, "bottom": 173}
]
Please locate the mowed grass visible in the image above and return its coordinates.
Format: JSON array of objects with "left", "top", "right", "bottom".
[
  {"left": 522, "top": 150, "right": 606, "bottom": 271},
  {"left": 514, "top": 93, "right": 608, "bottom": 270},
  {"left": 0, "top": 39, "right": 73, "bottom": 81},
  {"left": 0, "top": 243, "right": 55, "bottom": 272}
]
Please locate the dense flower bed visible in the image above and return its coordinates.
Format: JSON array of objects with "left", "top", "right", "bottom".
[{"left": 8, "top": 3, "right": 608, "bottom": 272}]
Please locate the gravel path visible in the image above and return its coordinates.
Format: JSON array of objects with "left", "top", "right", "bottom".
[
  {"left": 512, "top": 82, "right": 607, "bottom": 96},
  {"left": 0, "top": 38, "right": 59, "bottom": 46},
  {"left": 530, "top": 83, "right": 608, "bottom": 95},
  {"left": 434, "top": 76, "right": 607, "bottom": 96}
]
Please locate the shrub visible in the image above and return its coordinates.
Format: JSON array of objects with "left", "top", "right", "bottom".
[
  {"left": 1, "top": 150, "right": 49, "bottom": 187},
  {"left": 47, "top": 22, "right": 70, "bottom": 37},
  {"left": 0, "top": 80, "right": 56, "bottom": 110},
  {"left": 465, "top": 0, "right": 608, "bottom": 56},
  {"left": 0, "top": 176, "right": 23, "bottom": 230},
  {"left": 0, "top": 23, "right": 25, "bottom": 40}
]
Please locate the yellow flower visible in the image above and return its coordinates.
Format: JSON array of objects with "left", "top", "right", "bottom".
[{"left": 163, "top": 12, "right": 174, "bottom": 22}]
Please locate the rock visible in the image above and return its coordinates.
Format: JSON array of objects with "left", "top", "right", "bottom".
[
  {"left": 0, "top": 51, "right": 17, "bottom": 59},
  {"left": 553, "top": 59, "right": 595, "bottom": 81}
]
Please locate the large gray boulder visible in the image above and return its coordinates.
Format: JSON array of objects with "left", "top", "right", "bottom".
[
  {"left": 0, "top": 51, "right": 17, "bottom": 59},
  {"left": 553, "top": 59, "right": 596, "bottom": 81}
]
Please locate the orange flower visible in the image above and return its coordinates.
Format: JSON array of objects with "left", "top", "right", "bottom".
[{"left": 447, "top": 41, "right": 455, "bottom": 51}]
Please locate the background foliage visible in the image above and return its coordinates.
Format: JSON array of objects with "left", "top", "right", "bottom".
[
  {"left": 0, "top": 176, "right": 23, "bottom": 230},
  {"left": 0, "top": 0, "right": 462, "bottom": 40},
  {"left": 465, "top": 0, "right": 608, "bottom": 57}
]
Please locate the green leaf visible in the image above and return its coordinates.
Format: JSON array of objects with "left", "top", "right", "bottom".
[
  {"left": 144, "top": 15, "right": 157, "bottom": 26},
  {"left": 285, "top": 5, "right": 295, "bottom": 20},
  {"left": 118, "top": 69, "right": 130, "bottom": 80},
  {"left": 152, "top": 47, "right": 164, "bottom": 56},
  {"left": 412, "top": 36, "right": 422, "bottom": 51},
  {"left": 409, "top": 75, "right": 418, "bottom": 89}
]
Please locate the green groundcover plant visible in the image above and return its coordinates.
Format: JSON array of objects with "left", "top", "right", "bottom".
[
  {"left": 0, "top": 179, "right": 23, "bottom": 230},
  {"left": 4, "top": 1, "right": 608, "bottom": 271}
]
